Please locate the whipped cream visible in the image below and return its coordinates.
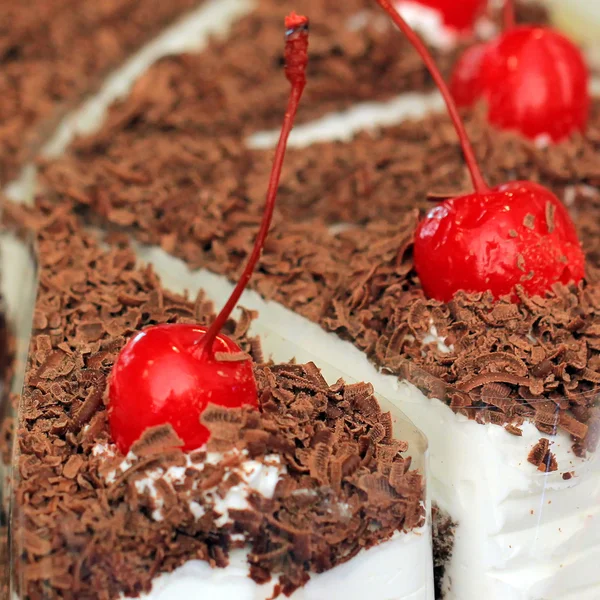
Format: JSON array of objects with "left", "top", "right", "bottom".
[
  {"left": 141, "top": 246, "right": 600, "bottom": 600},
  {"left": 393, "top": 1, "right": 458, "bottom": 50}
]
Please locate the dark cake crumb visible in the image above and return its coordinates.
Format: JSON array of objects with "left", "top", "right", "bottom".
[{"left": 432, "top": 504, "right": 456, "bottom": 599}]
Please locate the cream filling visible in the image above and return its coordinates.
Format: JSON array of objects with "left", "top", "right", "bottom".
[{"left": 94, "top": 445, "right": 284, "bottom": 524}]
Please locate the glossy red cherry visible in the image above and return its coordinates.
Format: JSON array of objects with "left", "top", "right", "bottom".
[
  {"left": 450, "top": 26, "right": 590, "bottom": 142},
  {"left": 374, "top": 0, "right": 585, "bottom": 302},
  {"left": 396, "top": 0, "right": 487, "bottom": 33},
  {"left": 414, "top": 181, "right": 585, "bottom": 301},
  {"left": 108, "top": 324, "right": 257, "bottom": 453},
  {"left": 107, "top": 13, "right": 309, "bottom": 453}
]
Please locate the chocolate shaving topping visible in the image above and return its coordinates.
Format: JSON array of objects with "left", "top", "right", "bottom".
[
  {"left": 523, "top": 214, "right": 536, "bottom": 230},
  {"left": 214, "top": 351, "right": 252, "bottom": 362},
  {"left": 7, "top": 202, "right": 423, "bottom": 600},
  {"left": 545, "top": 202, "right": 556, "bottom": 234},
  {"left": 130, "top": 424, "right": 184, "bottom": 457}
]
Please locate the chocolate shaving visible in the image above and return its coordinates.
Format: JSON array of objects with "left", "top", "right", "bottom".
[
  {"left": 527, "top": 438, "right": 558, "bottom": 472},
  {"left": 214, "top": 351, "right": 252, "bottom": 362},
  {"left": 545, "top": 202, "right": 556, "bottom": 233},
  {"left": 130, "top": 424, "right": 184, "bottom": 457}
]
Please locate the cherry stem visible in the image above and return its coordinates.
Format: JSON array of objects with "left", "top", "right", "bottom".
[
  {"left": 503, "top": 0, "right": 515, "bottom": 30},
  {"left": 374, "top": 0, "right": 489, "bottom": 194},
  {"left": 200, "top": 13, "right": 309, "bottom": 359}
]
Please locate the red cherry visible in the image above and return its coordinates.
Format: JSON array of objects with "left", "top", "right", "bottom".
[
  {"left": 108, "top": 324, "right": 257, "bottom": 453},
  {"left": 107, "top": 15, "right": 310, "bottom": 453},
  {"left": 396, "top": 0, "right": 487, "bottom": 33},
  {"left": 447, "top": 41, "right": 490, "bottom": 107},
  {"left": 414, "top": 181, "right": 585, "bottom": 301},
  {"left": 374, "top": 0, "right": 586, "bottom": 302},
  {"left": 450, "top": 26, "right": 590, "bottom": 142}
]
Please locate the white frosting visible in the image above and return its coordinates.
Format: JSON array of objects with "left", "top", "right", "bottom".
[
  {"left": 548, "top": 0, "right": 600, "bottom": 68},
  {"left": 422, "top": 321, "right": 454, "bottom": 354},
  {"left": 141, "top": 246, "right": 600, "bottom": 600},
  {"left": 393, "top": 1, "right": 458, "bottom": 50},
  {"left": 534, "top": 133, "right": 553, "bottom": 149},
  {"left": 247, "top": 91, "right": 443, "bottom": 150}
]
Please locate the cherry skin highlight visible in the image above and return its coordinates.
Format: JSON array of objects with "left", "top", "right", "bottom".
[
  {"left": 450, "top": 26, "right": 590, "bottom": 142},
  {"left": 397, "top": 0, "right": 487, "bottom": 33},
  {"left": 414, "top": 181, "right": 585, "bottom": 302},
  {"left": 108, "top": 324, "right": 257, "bottom": 453}
]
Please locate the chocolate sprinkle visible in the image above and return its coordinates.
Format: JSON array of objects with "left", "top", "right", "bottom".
[{"left": 527, "top": 438, "right": 558, "bottom": 473}]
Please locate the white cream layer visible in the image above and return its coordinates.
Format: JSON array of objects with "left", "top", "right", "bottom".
[
  {"left": 142, "top": 245, "right": 600, "bottom": 600},
  {"left": 94, "top": 445, "right": 284, "bottom": 524},
  {"left": 393, "top": 1, "right": 458, "bottom": 50}
]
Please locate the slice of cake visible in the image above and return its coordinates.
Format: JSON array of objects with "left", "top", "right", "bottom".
[
  {"left": 7, "top": 200, "right": 432, "bottom": 600},
  {"left": 0, "top": 0, "right": 207, "bottom": 184}
]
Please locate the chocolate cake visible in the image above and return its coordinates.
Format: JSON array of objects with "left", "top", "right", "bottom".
[
  {"left": 6, "top": 201, "right": 429, "bottom": 600},
  {"left": 0, "top": 0, "right": 204, "bottom": 184}
]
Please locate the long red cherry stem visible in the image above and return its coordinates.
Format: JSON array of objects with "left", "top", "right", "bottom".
[
  {"left": 503, "top": 0, "right": 515, "bottom": 30},
  {"left": 374, "top": 0, "right": 489, "bottom": 194},
  {"left": 199, "top": 13, "right": 309, "bottom": 359}
]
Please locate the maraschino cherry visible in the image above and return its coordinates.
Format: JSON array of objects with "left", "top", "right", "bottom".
[
  {"left": 373, "top": 0, "right": 585, "bottom": 303},
  {"left": 395, "top": 0, "right": 487, "bottom": 35},
  {"left": 449, "top": 0, "right": 590, "bottom": 142},
  {"left": 107, "top": 13, "right": 310, "bottom": 454}
]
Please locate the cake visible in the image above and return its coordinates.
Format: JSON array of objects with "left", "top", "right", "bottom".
[
  {"left": 0, "top": 0, "right": 209, "bottom": 185},
  {"left": 32, "top": 2, "right": 600, "bottom": 600},
  {"left": 1, "top": 1, "right": 598, "bottom": 599},
  {"left": 6, "top": 200, "right": 432, "bottom": 600}
]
